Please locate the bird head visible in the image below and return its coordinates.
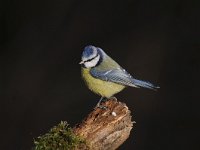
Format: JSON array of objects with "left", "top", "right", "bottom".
[{"left": 79, "top": 45, "right": 101, "bottom": 68}]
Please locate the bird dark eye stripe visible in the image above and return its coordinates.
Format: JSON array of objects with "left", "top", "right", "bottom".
[{"left": 85, "top": 54, "right": 99, "bottom": 62}]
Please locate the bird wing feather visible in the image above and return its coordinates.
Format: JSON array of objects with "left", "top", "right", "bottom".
[{"left": 90, "top": 67, "right": 138, "bottom": 87}]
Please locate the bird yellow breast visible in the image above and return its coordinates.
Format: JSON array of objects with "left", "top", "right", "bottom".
[{"left": 81, "top": 68, "right": 125, "bottom": 98}]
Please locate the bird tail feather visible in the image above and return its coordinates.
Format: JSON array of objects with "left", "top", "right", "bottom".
[{"left": 132, "top": 79, "right": 160, "bottom": 90}]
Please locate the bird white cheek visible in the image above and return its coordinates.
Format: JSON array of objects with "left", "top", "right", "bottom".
[{"left": 84, "top": 55, "right": 100, "bottom": 68}]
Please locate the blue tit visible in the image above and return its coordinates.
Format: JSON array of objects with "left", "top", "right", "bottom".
[{"left": 80, "top": 45, "right": 159, "bottom": 106}]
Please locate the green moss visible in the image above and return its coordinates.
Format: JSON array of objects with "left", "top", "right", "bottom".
[{"left": 34, "top": 121, "right": 86, "bottom": 150}]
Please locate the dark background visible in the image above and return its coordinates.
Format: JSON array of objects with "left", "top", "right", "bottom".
[{"left": 0, "top": 0, "right": 200, "bottom": 149}]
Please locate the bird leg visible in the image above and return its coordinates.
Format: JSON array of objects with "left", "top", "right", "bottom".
[
  {"left": 96, "top": 97, "right": 118, "bottom": 109},
  {"left": 96, "top": 97, "right": 108, "bottom": 109}
]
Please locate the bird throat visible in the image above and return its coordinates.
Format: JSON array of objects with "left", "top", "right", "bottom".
[{"left": 83, "top": 54, "right": 101, "bottom": 68}]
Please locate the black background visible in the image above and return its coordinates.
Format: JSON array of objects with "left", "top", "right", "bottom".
[{"left": 0, "top": 0, "right": 200, "bottom": 149}]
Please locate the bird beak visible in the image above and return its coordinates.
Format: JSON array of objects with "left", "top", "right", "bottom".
[{"left": 79, "top": 61, "right": 84, "bottom": 64}]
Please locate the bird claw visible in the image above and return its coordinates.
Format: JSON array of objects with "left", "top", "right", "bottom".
[
  {"left": 109, "top": 96, "right": 117, "bottom": 101},
  {"left": 95, "top": 97, "right": 117, "bottom": 110}
]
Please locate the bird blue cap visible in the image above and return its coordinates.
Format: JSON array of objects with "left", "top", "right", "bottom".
[{"left": 81, "top": 45, "right": 98, "bottom": 62}]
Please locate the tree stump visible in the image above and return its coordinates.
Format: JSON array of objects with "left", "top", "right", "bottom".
[
  {"left": 74, "top": 98, "right": 134, "bottom": 150},
  {"left": 34, "top": 98, "right": 134, "bottom": 150}
]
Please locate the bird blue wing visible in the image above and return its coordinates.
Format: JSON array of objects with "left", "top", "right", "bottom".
[
  {"left": 90, "top": 68, "right": 138, "bottom": 87},
  {"left": 90, "top": 68, "right": 159, "bottom": 90}
]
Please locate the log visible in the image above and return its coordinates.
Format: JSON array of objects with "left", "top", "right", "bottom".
[
  {"left": 34, "top": 98, "right": 134, "bottom": 150},
  {"left": 74, "top": 98, "right": 134, "bottom": 150}
]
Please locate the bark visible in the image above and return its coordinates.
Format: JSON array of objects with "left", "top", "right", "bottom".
[{"left": 74, "top": 98, "right": 134, "bottom": 150}]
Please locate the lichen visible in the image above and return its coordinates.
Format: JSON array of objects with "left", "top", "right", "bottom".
[{"left": 34, "top": 121, "right": 86, "bottom": 150}]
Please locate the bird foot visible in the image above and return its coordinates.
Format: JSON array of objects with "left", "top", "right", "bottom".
[
  {"left": 95, "top": 97, "right": 117, "bottom": 110},
  {"left": 109, "top": 96, "right": 117, "bottom": 101},
  {"left": 96, "top": 97, "right": 108, "bottom": 110}
]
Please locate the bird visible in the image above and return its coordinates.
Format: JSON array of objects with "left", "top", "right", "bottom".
[{"left": 80, "top": 45, "right": 159, "bottom": 108}]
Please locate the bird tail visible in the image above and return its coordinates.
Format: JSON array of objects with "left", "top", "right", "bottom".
[{"left": 132, "top": 78, "right": 160, "bottom": 90}]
